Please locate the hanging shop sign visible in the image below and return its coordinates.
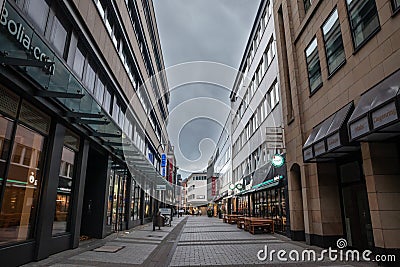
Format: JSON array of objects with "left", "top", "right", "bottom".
[
  {"left": 271, "top": 154, "right": 285, "bottom": 168},
  {"left": 161, "top": 153, "right": 166, "bottom": 167}
]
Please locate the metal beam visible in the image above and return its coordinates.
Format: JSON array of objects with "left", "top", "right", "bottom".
[
  {"left": 35, "top": 90, "right": 84, "bottom": 99},
  {"left": 103, "top": 141, "right": 130, "bottom": 146},
  {"left": 75, "top": 118, "right": 109, "bottom": 125},
  {"left": 0, "top": 55, "right": 54, "bottom": 71},
  {"left": 90, "top": 131, "right": 122, "bottom": 138},
  {"left": 65, "top": 111, "right": 104, "bottom": 118}
]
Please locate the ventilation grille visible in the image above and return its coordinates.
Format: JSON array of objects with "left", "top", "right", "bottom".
[
  {"left": 0, "top": 85, "right": 20, "bottom": 118},
  {"left": 20, "top": 100, "right": 51, "bottom": 135}
]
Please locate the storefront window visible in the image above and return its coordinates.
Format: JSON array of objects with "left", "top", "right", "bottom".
[
  {"left": 144, "top": 192, "right": 150, "bottom": 217},
  {"left": 52, "top": 130, "right": 79, "bottom": 235},
  {"left": 0, "top": 116, "right": 14, "bottom": 190},
  {"left": 106, "top": 168, "right": 114, "bottom": 226},
  {"left": 0, "top": 125, "right": 45, "bottom": 244},
  {"left": 135, "top": 186, "right": 140, "bottom": 220}
]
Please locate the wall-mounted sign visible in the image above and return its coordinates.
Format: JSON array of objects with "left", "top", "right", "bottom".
[
  {"left": 303, "top": 147, "right": 313, "bottom": 161},
  {"left": 229, "top": 183, "right": 235, "bottom": 190},
  {"left": 161, "top": 153, "right": 166, "bottom": 167},
  {"left": 271, "top": 154, "right": 285, "bottom": 168},
  {"left": 313, "top": 140, "right": 326, "bottom": 156},
  {"left": 211, "top": 177, "right": 216, "bottom": 196},
  {"left": 235, "top": 183, "right": 243, "bottom": 190},
  {"left": 372, "top": 101, "right": 398, "bottom": 129},
  {"left": 349, "top": 116, "right": 369, "bottom": 139},
  {"left": 327, "top": 132, "right": 341, "bottom": 151},
  {"left": 161, "top": 166, "right": 166, "bottom": 177}
]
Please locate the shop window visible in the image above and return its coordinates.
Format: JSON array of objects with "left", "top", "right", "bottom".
[
  {"left": 322, "top": 9, "right": 345, "bottom": 76},
  {"left": 305, "top": 37, "right": 322, "bottom": 94},
  {"left": 346, "top": 0, "right": 380, "bottom": 50},
  {"left": 0, "top": 124, "right": 45, "bottom": 244},
  {"left": 52, "top": 130, "right": 79, "bottom": 235},
  {"left": 106, "top": 168, "right": 114, "bottom": 226},
  {"left": 49, "top": 16, "right": 68, "bottom": 57},
  {"left": 25, "top": 0, "right": 50, "bottom": 33},
  {"left": 0, "top": 116, "right": 14, "bottom": 192}
]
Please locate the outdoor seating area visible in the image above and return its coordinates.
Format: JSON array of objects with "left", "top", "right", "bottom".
[{"left": 222, "top": 214, "right": 274, "bottom": 235}]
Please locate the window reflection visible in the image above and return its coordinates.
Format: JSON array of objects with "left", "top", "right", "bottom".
[
  {"left": 0, "top": 125, "right": 45, "bottom": 244},
  {"left": 52, "top": 145, "right": 76, "bottom": 235}
]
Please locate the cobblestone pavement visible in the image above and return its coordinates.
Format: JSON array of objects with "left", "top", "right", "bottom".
[
  {"left": 169, "top": 216, "right": 379, "bottom": 267},
  {"left": 23, "top": 216, "right": 384, "bottom": 266}
]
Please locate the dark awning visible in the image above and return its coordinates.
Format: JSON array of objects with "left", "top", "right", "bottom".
[
  {"left": 303, "top": 102, "right": 356, "bottom": 163},
  {"left": 251, "top": 162, "right": 271, "bottom": 186},
  {"left": 348, "top": 70, "right": 400, "bottom": 141}
]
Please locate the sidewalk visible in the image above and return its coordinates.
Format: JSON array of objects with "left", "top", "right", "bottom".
[
  {"left": 23, "top": 216, "right": 385, "bottom": 266},
  {"left": 23, "top": 215, "right": 188, "bottom": 267}
]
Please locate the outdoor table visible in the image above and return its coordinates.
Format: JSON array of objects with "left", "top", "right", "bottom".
[
  {"left": 226, "top": 214, "right": 243, "bottom": 224},
  {"left": 243, "top": 217, "right": 274, "bottom": 234}
]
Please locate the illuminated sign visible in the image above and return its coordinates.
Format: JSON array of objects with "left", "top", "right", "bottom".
[
  {"left": 161, "top": 153, "right": 166, "bottom": 167},
  {"left": 271, "top": 154, "right": 285, "bottom": 168}
]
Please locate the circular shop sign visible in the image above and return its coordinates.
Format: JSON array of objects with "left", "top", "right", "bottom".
[
  {"left": 229, "top": 184, "right": 235, "bottom": 190},
  {"left": 235, "top": 184, "right": 243, "bottom": 190},
  {"left": 271, "top": 154, "right": 285, "bottom": 168}
]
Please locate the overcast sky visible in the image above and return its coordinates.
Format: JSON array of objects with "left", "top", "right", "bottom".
[{"left": 154, "top": 0, "right": 261, "bottom": 179}]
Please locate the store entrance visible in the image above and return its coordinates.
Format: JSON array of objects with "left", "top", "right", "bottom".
[
  {"left": 339, "top": 160, "right": 374, "bottom": 250},
  {"left": 110, "top": 166, "right": 127, "bottom": 232}
]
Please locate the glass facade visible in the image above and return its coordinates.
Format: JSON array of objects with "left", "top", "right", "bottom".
[
  {"left": 0, "top": 87, "right": 50, "bottom": 245},
  {"left": 250, "top": 185, "right": 287, "bottom": 233},
  {"left": 52, "top": 130, "right": 80, "bottom": 235}
]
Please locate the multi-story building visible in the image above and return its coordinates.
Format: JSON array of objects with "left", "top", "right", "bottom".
[
  {"left": 208, "top": 114, "right": 231, "bottom": 211},
  {"left": 0, "top": 0, "right": 171, "bottom": 265},
  {"left": 273, "top": 0, "right": 400, "bottom": 255},
  {"left": 228, "top": 0, "right": 289, "bottom": 235},
  {"left": 186, "top": 172, "right": 208, "bottom": 211}
]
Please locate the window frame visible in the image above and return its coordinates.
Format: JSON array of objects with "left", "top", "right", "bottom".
[
  {"left": 321, "top": 7, "right": 346, "bottom": 77},
  {"left": 305, "top": 37, "right": 323, "bottom": 95},
  {"left": 345, "top": 0, "right": 380, "bottom": 53}
]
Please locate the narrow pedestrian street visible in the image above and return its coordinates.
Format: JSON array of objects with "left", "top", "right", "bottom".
[{"left": 24, "top": 216, "right": 378, "bottom": 267}]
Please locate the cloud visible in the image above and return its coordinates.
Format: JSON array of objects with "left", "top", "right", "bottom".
[{"left": 154, "top": 0, "right": 261, "bottom": 179}]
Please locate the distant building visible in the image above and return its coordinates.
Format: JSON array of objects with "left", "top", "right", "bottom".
[{"left": 186, "top": 172, "right": 208, "bottom": 208}]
